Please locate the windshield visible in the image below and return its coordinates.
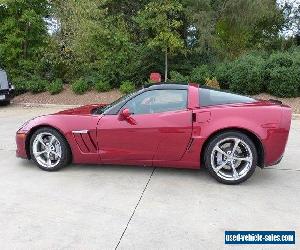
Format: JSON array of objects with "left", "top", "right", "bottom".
[{"left": 93, "top": 92, "right": 137, "bottom": 115}]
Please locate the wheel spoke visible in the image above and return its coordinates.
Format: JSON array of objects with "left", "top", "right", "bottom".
[
  {"left": 232, "top": 156, "right": 252, "bottom": 162},
  {"left": 231, "top": 139, "right": 240, "bottom": 155},
  {"left": 231, "top": 163, "right": 239, "bottom": 180},
  {"left": 38, "top": 137, "right": 46, "bottom": 147},
  {"left": 215, "top": 146, "right": 228, "bottom": 156},
  {"left": 46, "top": 154, "right": 52, "bottom": 167},
  {"left": 34, "top": 150, "right": 46, "bottom": 157},
  {"left": 51, "top": 151, "right": 61, "bottom": 158},
  {"left": 214, "top": 161, "right": 228, "bottom": 172},
  {"left": 49, "top": 135, "right": 56, "bottom": 145}
]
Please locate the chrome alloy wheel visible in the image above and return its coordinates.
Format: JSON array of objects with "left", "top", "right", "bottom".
[
  {"left": 210, "top": 137, "right": 253, "bottom": 181},
  {"left": 32, "top": 132, "right": 62, "bottom": 169}
]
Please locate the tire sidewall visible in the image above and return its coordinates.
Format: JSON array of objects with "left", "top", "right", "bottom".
[{"left": 204, "top": 131, "right": 258, "bottom": 185}]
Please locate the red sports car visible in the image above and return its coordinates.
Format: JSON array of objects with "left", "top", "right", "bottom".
[{"left": 16, "top": 83, "right": 291, "bottom": 184}]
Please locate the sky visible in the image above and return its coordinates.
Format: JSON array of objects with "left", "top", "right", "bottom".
[{"left": 278, "top": 0, "right": 300, "bottom": 36}]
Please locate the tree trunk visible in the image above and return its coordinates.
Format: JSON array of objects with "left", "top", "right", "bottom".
[
  {"left": 164, "top": 49, "right": 168, "bottom": 82},
  {"left": 23, "top": 22, "right": 30, "bottom": 58}
]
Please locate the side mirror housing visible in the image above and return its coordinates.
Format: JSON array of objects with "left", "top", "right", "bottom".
[
  {"left": 121, "top": 108, "right": 131, "bottom": 119},
  {"left": 119, "top": 108, "right": 136, "bottom": 125}
]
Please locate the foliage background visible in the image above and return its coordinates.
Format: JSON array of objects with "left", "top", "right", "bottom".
[{"left": 0, "top": 0, "right": 299, "bottom": 96}]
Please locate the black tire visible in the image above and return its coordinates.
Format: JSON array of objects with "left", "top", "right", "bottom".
[
  {"left": 204, "top": 131, "right": 257, "bottom": 184},
  {"left": 0, "top": 100, "right": 10, "bottom": 106},
  {"left": 30, "top": 127, "right": 71, "bottom": 171}
]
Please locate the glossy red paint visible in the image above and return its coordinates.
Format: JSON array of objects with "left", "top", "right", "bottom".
[
  {"left": 187, "top": 84, "right": 200, "bottom": 109},
  {"left": 16, "top": 85, "right": 292, "bottom": 169},
  {"left": 57, "top": 103, "right": 106, "bottom": 115},
  {"left": 97, "top": 109, "right": 192, "bottom": 166}
]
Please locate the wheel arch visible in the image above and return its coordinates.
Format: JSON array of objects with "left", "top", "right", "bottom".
[
  {"left": 200, "top": 127, "right": 265, "bottom": 168},
  {"left": 25, "top": 125, "right": 73, "bottom": 161}
]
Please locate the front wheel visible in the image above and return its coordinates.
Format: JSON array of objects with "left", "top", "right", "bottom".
[
  {"left": 30, "top": 127, "right": 71, "bottom": 171},
  {"left": 204, "top": 131, "right": 257, "bottom": 184}
]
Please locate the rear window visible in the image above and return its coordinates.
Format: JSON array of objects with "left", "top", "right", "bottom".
[{"left": 199, "top": 88, "right": 255, "bottom": 107}]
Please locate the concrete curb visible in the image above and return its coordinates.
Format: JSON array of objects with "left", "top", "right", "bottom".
[
  {"left": 12, "top": 102, "right": 300, "bottom": 119},
  {"left": 292, "top": 114, "right": 300, "bottom": 120}
]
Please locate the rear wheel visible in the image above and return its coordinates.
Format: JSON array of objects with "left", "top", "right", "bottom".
[
  {"left": 30, "top": 127, "right": 71, "bottom": 171},
  {"left": 204, "top": 131, "right": 257, "bottom": 184}
]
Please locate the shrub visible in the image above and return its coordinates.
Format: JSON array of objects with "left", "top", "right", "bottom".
[
  {"left": 229, "top": 55, "right": 264, "bottom": 95},
  {"left": 190, "top": 65, "right": 211, "bottom": 85},
  {"left": 47, "top": 79, "right": 63, "bottom": 95},
  {"left": 169, "top": 71, "right": 189, "bottom": 82},
  {"left": 205, "top": 77, "right": 220, "bottom": 89},
  {"left": 27, "top": 76, "right": 48, "bottom": 93},
  {"left": 72, "top": 79, "right": 89, "bottom": 94},
  {"left": 11, "top": 76, "right": 28, "bottom": 95},
  {"left": 264, "top": 51, "right": 300, "bottom": 97},
  {"left": 267, "top": 66, "right": 300, "bottom": 97},
  {"left": 95, "top": 80, "right": 111, "bottom": 92},
  {"left": 214, "top": 62, "right": 232, "bottom": 89},
  {"left": 120, "top": 81, "right": 135, "bottom": 94},
  {"left": 291, "top": 47, "right": 300, "bottom": 66},
  {"left": 265, "top": 52, "right": 293, "bottom": 70},
  {"left": 83, "top": 72, "right": 104, "bottom": 86}
]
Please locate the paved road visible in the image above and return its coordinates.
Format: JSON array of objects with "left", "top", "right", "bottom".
[{"left": 0, "top": 104, "right": 299, "bottom": 249}]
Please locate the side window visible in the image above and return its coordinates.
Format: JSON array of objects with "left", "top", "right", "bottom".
[
  {"left": 199, "top": 88, "right": 255, "bottom": 107},
  {"left": 122, "top": 89, "right": 187, "bottom": 115}
]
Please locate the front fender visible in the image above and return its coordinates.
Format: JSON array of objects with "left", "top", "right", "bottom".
[{"left": 18, "top": 114, "right": 101, "bottom": 164}]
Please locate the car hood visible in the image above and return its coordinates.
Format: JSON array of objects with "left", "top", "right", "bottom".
[{"left": 55, "top": 103, "right": 107, "bottom": 115}]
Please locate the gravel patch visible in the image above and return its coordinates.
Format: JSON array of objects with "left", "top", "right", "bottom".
[{"left": 13, "top": 85, "right": 122, "bottom": 105}]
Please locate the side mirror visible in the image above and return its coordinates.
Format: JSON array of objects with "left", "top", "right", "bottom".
[{"left": 121, "top": 108, "right": 131, "bottom": 119}]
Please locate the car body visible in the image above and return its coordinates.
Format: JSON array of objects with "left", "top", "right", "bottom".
[
  {"left": 0, "top": 68, "right": 14, "bottom": 104},
  {"left": 16, "top": 83, "right": 292, "bottom": 184}
]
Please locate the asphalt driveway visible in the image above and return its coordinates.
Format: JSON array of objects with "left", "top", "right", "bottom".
[{"left": 0, "top": 104, "right": 299, "bottom": 249}]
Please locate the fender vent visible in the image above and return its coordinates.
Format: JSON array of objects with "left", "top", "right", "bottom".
[{"left": 72, "top": 130, "right": 96, "bottom": 153}]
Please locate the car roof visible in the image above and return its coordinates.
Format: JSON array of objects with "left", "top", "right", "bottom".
[
  {"left": 144, "top": 82, "right": 189, "bottom": 90},
  {"left": 143, "top": 83, "right": 230, "bottom": 93}
]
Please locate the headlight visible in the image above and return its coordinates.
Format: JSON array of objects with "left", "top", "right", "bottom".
[{"left": 17, "top": 119, "right": 32, "bottom": 133}]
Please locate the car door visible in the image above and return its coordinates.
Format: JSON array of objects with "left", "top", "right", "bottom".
[{"left": 96, "top": 89, "right": 193, "bottom": 165}]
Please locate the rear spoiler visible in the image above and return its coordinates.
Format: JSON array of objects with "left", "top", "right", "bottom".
[{"left": 268, "top": 99, "right": 282, "bottom": 105}]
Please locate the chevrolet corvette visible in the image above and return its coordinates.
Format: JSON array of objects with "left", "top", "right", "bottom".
[{"left": 16, "top": 83, "right": 292, "bottom": 184}]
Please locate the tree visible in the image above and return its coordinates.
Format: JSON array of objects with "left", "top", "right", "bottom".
[
  {"left": 50, "top": 0, "right": 144, "bottom": 85},
  {"left": 0, "top": 0, "right": 49, "bottom": 77},
  {"left": 215, "top": 0, "right": 284, "bottom": 57},
  {"left": 181, "top": 0, "right": 285, "bottom": 59},
  {"left": 0, "top": 0, "right": 294, "bottom": 90},
  {"left": 281, "top": 0, "right": 300, "bottom": 45},
  {"left": 135, "top": 0, "right": 185, "bottom": 81}
]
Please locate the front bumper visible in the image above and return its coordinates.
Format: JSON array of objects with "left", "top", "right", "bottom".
[
  {"left": 268, "top": 155, "right": 284, "bottom": 167},
  {"left": 0, "top": 87, "right": 14, "bottom": 102},
  {"left": 16, "top": 132, "right": 28, "bottom": 159}
]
